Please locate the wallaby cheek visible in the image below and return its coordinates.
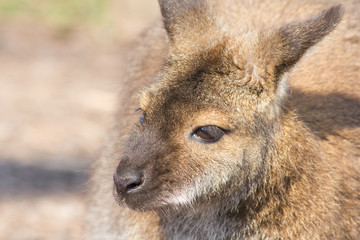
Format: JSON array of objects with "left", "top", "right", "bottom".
[{"left": 174, "top": 136, "right": 261, "bottom": 200}]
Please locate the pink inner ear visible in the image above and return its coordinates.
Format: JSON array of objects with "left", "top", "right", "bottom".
[
  {"left": 232, "top": 56, "right": 243, "bottom": 71},
  {"left": 233, "top": 58, "right": 269, "bottom": 92}
]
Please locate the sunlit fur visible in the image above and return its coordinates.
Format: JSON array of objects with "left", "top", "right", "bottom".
[{"left": 87, "top": 0, "right": 360, "bottom": 239}]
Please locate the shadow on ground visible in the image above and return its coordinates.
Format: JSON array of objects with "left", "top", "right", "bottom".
[
  {"left": 0, "top": 160, "right": 89, "bottom": 197},
  {"left": 291, "top": 90, "right": 360, "bottom": 141}
]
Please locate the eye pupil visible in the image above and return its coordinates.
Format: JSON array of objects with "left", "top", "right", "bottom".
[{"left": 196, "top": 128, "right": 213, "bottom": 140}]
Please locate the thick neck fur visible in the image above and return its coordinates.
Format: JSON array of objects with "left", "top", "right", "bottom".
[{"left": 158, "top": 105, "right": 336, "bottom": 239}]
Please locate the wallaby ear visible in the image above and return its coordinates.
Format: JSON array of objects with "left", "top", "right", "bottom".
[
  {"left": 158, "top": 0, "right": 213, "bottom": 43},
  {"left": 276, "top": 4, "right": 344, "bottom": 75}
]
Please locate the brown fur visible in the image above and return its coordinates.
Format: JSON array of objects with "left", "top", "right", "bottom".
[{"left": 87, "top": 0, "right": 360, "bottom": 239}]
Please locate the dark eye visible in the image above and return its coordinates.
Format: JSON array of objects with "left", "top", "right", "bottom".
[
  {"left": 135, "top": 108, "right": 146, "bottom": 124},
  {"left": 192, "top": 125, "right": 225, "bottom": 143},
  {"left": 139, "top": 113, "right": 146, "bottom": 124}
]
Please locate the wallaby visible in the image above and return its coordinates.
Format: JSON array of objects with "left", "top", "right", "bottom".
[{"left": 87, "top": 0, "right": 360, "bottom": 239}]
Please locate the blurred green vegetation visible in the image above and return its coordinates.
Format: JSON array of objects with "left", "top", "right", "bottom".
[{"left": 0, "top": 0, "right": 108, "bottom": 28}]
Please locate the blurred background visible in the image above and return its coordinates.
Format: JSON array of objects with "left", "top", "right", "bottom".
[{"left": 0, "top": 0, "right": 159, "bottom": 239}]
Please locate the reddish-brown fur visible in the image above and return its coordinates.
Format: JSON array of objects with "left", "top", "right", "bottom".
[{"left": 87, "top": 0, "right": 360, "bottom": 239}]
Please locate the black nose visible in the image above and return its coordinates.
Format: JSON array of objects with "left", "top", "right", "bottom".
[{"left": 113, "top": 170, "right": 144, "bottom": 194}]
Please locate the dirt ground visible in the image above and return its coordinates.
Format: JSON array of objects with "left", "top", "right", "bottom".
[{"left": 0, "top": 0, "right": 158, "bottom": 239}]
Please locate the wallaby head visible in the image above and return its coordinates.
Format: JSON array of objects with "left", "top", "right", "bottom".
[{"left": 113, "top": 1, "right": 343, "bottom": 212}]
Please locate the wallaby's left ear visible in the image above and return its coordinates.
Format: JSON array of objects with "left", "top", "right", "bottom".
[
  {"left": 276, "top": 4, "right": 344, "bottom": 75},
  {"left": 158, "top": 0, "right": 213, "bottom": 44}
]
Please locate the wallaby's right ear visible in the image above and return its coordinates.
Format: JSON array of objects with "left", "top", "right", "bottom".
[{"left": 158, "top": 0, "right": 213, "bottom": 43}]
